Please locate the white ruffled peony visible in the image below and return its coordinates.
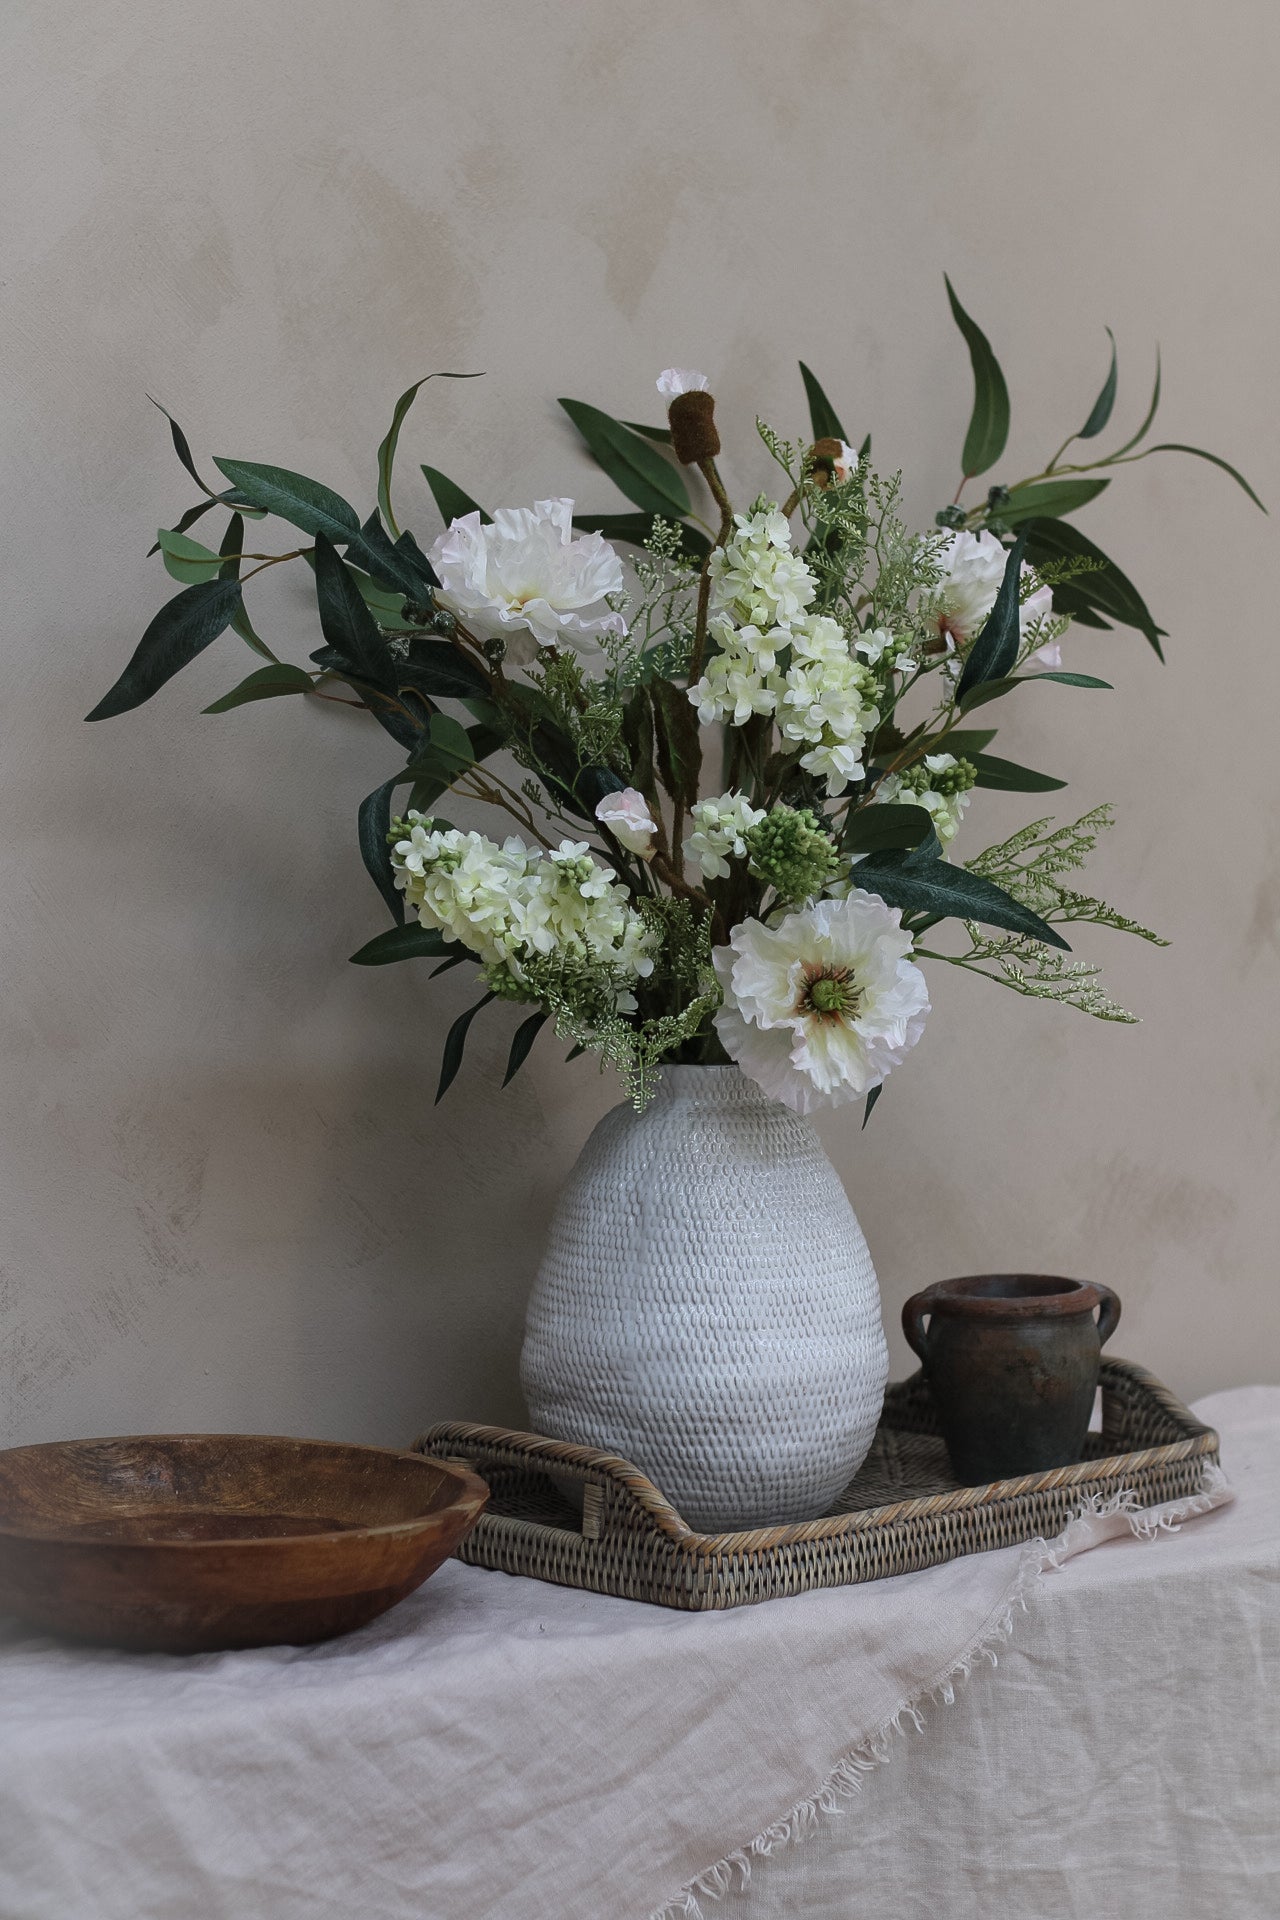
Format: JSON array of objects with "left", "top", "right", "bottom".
[
  {"left": 932, "top": 529, "right": 1054, "bottom": 652},
  {"left": 429, "top": 498, "right": 626, "bottom": 659},
  {"left": 712, "top": 893, "right": 930, "bottom": 1114},
  {"left": 594, "top": 788, "right": 657, "bottom": 858},
  {"left": 656, "top": 367, "right": 711, "bottom": 399}
]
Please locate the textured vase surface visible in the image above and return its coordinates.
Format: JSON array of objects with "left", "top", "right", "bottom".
[{"left": 520, "top": 1064, "right": 888, "bottom": 1531}]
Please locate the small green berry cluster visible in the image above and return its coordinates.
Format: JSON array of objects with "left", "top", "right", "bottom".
[
  {"left": 899, "top": 756, "right": 977, "bottom": 798},
  {"left": 745, "top": 805, "right": 841, "bottom": 904},
  {"left": 399, "top": 589, "right": 458, "bottom": 638}
]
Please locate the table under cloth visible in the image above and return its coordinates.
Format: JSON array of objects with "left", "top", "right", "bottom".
[{"left": 0, "top": 1386, "right": 1273, "bottom": 1920}]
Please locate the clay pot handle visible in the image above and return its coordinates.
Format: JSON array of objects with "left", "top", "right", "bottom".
[
  {"left": 901, "top": 1289, "right": 934, "bottom": 1363},
  {"left": 1093, "top": 1283, "right": 1121, "bottom": 1347}
]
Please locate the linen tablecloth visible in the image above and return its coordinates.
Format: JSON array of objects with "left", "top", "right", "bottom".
[{"left": 0, "top": 1389, "right": 1268, "bottom": 1920}]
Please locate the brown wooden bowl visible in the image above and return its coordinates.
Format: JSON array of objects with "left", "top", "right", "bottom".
[{"left": 0, "top": 1434, "right": 488, "bottom": 1653}]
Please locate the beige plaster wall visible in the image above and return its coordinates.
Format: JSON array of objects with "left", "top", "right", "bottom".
[{"left": 3, "top": 0, "right": 1277, "bottom": 1449}]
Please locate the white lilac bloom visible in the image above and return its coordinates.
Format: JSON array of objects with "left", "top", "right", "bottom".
[
  {"left": 683, "top": 793, "right": 767, "bottom": 881},
  {"left": 390, "top": 817, "right": 655, "bottom": 980},
  {"left": 656, "top": 367, "right": 711, "bottom": 399},
  {"left": 776, "top": 616, "right": 880, "bottom": 797},
  {"left": 712, "top": 893, "right": 930, "bottom": 1115},
  {"left": 429, "top": 498, "right": 626, "bottom": 659},
  {"left": 874, "top": 752, "right": 975, "bottom": 848},
  {"left": 931, "top": 529, "right": 1054, "bottom": 653},
  {"left": 594, "top": 788, "right": 657, "bottom": 858}
]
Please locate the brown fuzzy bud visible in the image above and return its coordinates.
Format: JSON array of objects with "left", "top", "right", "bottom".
[
  {"left": 809, "top": 436, "right": 842, "bottom": 488},
  {"left": 667, "top": 390, "right": 720, "bottom": 466}
]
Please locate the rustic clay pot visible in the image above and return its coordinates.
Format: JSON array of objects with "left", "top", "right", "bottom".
[{"left": 902, "top": 1274, "right": 1121, "bottom": 1486}]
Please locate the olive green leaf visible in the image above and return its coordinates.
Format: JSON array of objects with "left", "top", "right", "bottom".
[
  {"left": 437, "top": 993, "right": 497, "bottom": 1103},
  {"left": 945, "top": 276, "right": 1011, "bottom": 477},
  {"left": 202, "top": 662, "right": 313, "bottom": 713},
  {"left": 350, "top": 922, "right": 456, "bottom": 965},
  {"left": 993, "top": 478, "right": 1109, "bottom": 527},
  {"left": 966, "top": 751, "right": 1067, "bottom": 792},
  {"left": 86, "top": 576, "right": 243, "bottom": 721},
  {"left": 857, "top": 850, "right": 1070, "bottom": 950},
  {"left": 843, "top": 803, "right": 935, "bottom": 855},
  {"left": 1077, "top": 328, "right": 1118, "bottom": 439},
  {"left": 955, "top": 532, "right": 1027, "bottom": 700},
  {"left": 503, "top": 1009, "right": 549, "bottom": 1086},
  {"left": 421, "top": 465, "right": 491, "bottom": 526},
  {"left": 376, "top": 372, "right": 482, "bottom": 538},
  {"left": 158, "top": 528, "right": 223, "bottom": 584},
  {"left": 798, "top": 362, "right": 848, "bottom": 443},
  {"left": 559, "top": 398, "right": 691, "bottom": 518}
]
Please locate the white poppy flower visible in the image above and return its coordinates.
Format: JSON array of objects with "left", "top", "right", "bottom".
[
  {"left": 656, "top": 367, "right": 711, "bottom": 399},
  {"left": 932, "top": 529, "right": 1054, "bottom": 651},
  {"left": 594, "top": 788, "right": 658, "bottom": 858},
  {"left": 712, "top": 893, "right": 930, "bottom": 1114},
  {"left": 429, "top": 498, "right": 626, "bottom": 658}
]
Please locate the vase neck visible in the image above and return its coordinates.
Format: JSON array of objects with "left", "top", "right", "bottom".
[{"left": 650, "top": 1064, "right": 767, "bottom": 1108}]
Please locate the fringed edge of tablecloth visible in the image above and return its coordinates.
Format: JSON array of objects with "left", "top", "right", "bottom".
[{"left": 651, "top": 1464, "right": 1232, "bottom": 1920}]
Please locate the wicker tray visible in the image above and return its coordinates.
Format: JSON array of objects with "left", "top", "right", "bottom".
[{"left": 416, "top": 1359, "right": 1219, "bottom": 1610}]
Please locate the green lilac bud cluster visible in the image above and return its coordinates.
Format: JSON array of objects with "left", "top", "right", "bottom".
[
  {"left": 745, "top": 805, "right": 841, "bottom": 903},
  {"left": 899, "top": 756, "right": 977, "bottom": 798}
]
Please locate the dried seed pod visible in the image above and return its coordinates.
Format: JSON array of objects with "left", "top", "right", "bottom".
[{"left": 667, "top": 390, "right": 720, "bottom": 466}]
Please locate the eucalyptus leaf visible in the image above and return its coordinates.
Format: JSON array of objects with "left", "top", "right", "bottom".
[
  {"left": 218, "top": 512, "right": 277, "bottom": 658},
  {"left": 1109, "top": 351, "right": 1161, "bottom": 457},
  {"left": 350, "top": 922, "right": 456, "bottom": 965},
  {"left": 358, "top": 774, "right": 413, "bottom": 924},
  {"left": 959, "top": 669, "right": 1113, "bottom": 713},
  {"left": 213, "top": 458, "right": 361, "bottom": 546},
  {"left": 856, "top": 851, "right": 1070, "bottom": 949},
  {"left": 966, "top": 751, "right": 1067, "bottom": 792},
  {"left": 313, "top": 533, "right": 393, "bottom": 687},
  {"left": 955, "top": 532, "right": 1027, "bottom": 700},
  {"left": 1022, "top": 517, "right": 1165, "bottom": 654},
  {"left": 944, "top": 276, "right": 1011, "bottom": 477},
  {"left": 651, "top": 677, "right": 702, "bottom": 808},
  {"left": 1077, "top": 328, "right": 1118, "bottom": 439},
  {"left": 623, "top": 421, "right": 672, "bottom": 444},
  {"left": 376, "top": 371, "right": 482, "bottom": 537},
  {"left": 503, "top": 1009, "right": 549, "bottom": 1086},
  {"left": 862, "top": 1083, "right": 881, "bottom": 1130},
  {"left": 558, "top": 398, "right": 691, "bottom": 518},
  {"left": 993, "top": 478, "right": 1109, "bottom": 527},
  {"left": 421, "top": 465, "right": 491, "bottom": 526},
  {"left": 86, "top": 576, "right": 243, "bottom": 721},
  {"left": 1142, "top": 443, "right": 1266, "bottom": 512},
  {"left": 798, "top": 362, "right": 848, "bottom": 443},
  {"left": 843, "top": 803, "right": 934, "bottom": 855},
  {"left": 397, "top": 641, "right": 491, "bottom": 702},
  {"left": 201, "top": 662, "right": 313, "bottom": 713},
  {"left": 158, "top": 527, "right": 223, "bottom": 584},
  {"left": 148, "top": 396, "right": 217, "bottom": 497},
  {"left": 354, "top": 512, "right": 439, "bottom": 599},
  {"left": 922, "top": 727, "right": 997, "bottom": 756},
  {"left": 436, "top": 993, "right": 497, "bottom": 1104}
]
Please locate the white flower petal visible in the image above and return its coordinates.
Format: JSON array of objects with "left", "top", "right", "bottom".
[{"left": 656, "top": 367, "right": 711, "bottom": 399}]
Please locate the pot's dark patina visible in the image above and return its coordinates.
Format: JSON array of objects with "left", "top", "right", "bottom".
[{"left": 902, "top": 1275, "right": 1122, "bottom": 1486}]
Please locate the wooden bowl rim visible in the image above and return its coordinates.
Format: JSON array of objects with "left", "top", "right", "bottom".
[{"left": 0, "top": 1433, "right": 489, "bottom": 1550}]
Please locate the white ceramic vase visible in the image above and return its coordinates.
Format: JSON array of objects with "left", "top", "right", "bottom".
[{"left": 520, "top": 1064, "right": 888, "bottom": 1532}]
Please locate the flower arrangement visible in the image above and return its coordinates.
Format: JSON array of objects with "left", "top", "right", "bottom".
[{"left": 90, "top": 284, "right": 1262, "bottom": 1115}]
